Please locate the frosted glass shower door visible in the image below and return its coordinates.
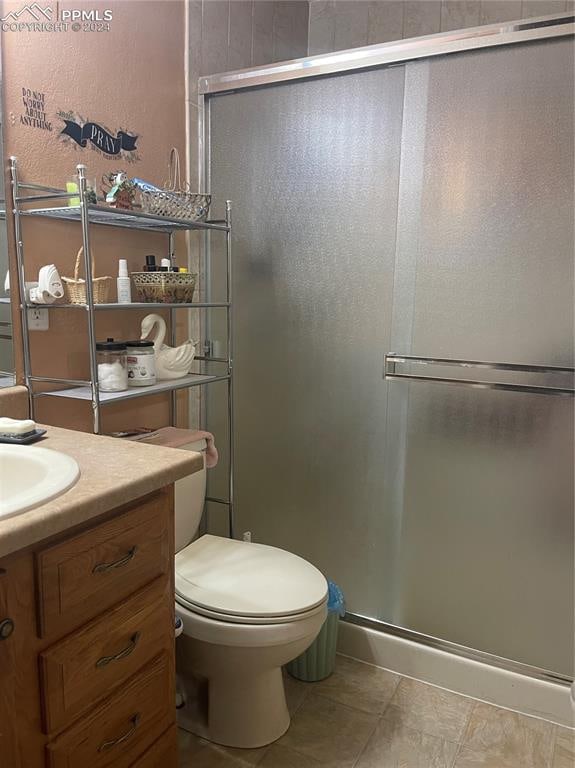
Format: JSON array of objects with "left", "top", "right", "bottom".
[
  {"left": 207, "top": 67, "right": 406, "bottom": 619},
  {"left": 206, "top": 33, "right": 574, "bottom": 678},
  {"left": 387, "top": 38, "right": 574, "bottom": 677}
]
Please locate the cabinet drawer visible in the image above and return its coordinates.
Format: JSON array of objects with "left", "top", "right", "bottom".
[
  {"left": 37, "top": 492, "right": 170, "bottom": 638},
  {"left": 40, "top": 578, "right": 173, "bottom": 734},
  {"left": 129, "top": 725, "right": 177, "bottom": 767},
  {"left": 46, "top": 653, "right": 174, "bottom": 768}
]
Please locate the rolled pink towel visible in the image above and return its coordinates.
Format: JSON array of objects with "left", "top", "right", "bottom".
[
  {"left": 125, "top": 426, "right": 219, "bottom": 468},
  {"left": 187, "top": 430, "right": 219, "bottom": 468}
]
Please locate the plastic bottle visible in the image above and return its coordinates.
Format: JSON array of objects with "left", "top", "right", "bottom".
[{"left": 117, "top": 259, "right": 132, "bottom": 304}]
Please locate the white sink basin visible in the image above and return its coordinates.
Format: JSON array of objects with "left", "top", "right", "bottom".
[{"left": 0, "top": 444, "right": 80, "bottom": 520}]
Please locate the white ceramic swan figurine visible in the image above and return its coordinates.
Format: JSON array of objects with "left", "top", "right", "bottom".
[{"left": 140, "top": 314, "right": 196, "bottom": 380}]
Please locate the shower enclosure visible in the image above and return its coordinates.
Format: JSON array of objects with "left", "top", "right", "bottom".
[{"left": 200, "top": 15, "right": 574, "bottom": 683}]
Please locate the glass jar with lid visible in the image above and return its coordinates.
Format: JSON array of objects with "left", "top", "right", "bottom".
[
  {"left": 96, "top": 338, "right": 128, "bottom": 392},
  {"left": 126, "top": 339, "right": 156, "bottom": 387}
]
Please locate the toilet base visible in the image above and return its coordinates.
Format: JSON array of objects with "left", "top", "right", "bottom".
[
  {"left": 175, "top": 597, "right": 327, "bottom": 750},
  {"left": 176, "top": 656, "right": 290, "bottom": 749},
  {"left": 210, "top": 668, "right": 290, "bottom": 748},
  {"left": 176, "top": 634, "right": 293, "bottom": 749}
]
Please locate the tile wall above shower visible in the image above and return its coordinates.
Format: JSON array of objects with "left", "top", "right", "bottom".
[{"left": 308, "top": 0, "right": 575, "bottom": 54}]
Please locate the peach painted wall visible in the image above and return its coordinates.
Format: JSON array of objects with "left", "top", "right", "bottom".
[{"left": 1, "top": 0, "right": 187, "bottom": 432}]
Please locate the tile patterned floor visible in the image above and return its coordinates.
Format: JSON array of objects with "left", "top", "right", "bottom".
[{"left": 178, "top": 655, "right": 574, "bottom": 768}]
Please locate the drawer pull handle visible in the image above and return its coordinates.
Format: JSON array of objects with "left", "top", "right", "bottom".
[
  {"left": 96, "top": 632, "right": 141, "bottom": 668},
  {"left": 93, "top": 546, "right": 137, "bottom": 574},
  {"left": 98, "top": 713, "right": 141, "bottom": 752},
  {"left": 0, "top": 618, "right": 14, "bottom": 640}
]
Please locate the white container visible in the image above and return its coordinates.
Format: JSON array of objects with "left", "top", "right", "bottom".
[
  {"left": 117, "top": 259, "right": 132, "bottom": 304},
  {"left": 126, "top": 340, "right": 157, "bottom": 387}
]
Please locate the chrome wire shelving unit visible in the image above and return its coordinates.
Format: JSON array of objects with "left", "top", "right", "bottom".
[{"left": 10, "top": 156, "right": 235, "bottom": 533}]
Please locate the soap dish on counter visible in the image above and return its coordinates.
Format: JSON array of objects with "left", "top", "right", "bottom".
[{"left": 0, "top": 428, "right": 47, "bottom": 445}]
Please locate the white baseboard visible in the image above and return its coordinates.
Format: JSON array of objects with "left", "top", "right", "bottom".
[{"left": 337, "top": 621, "right": 574, "bottom": 728}]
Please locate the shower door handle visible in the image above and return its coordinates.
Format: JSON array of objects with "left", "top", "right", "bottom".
[{"left": 384, "top": 354, "right": 575, "bottom": 396}]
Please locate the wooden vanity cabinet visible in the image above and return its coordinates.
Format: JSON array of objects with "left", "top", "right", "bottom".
[
  {"left": 0, "top": 560, "right": 22, "bottom": 767},
  {"left": 0, "top": 486, "right": 177, "bottom": 768}
]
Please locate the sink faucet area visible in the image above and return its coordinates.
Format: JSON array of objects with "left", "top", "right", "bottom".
[{"left": 0, "top": 444, "right": 80, "bottom": 519}]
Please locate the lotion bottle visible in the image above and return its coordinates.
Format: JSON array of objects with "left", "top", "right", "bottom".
[{"left": 117, "top": 259, "right": 132, "bottom": 304}]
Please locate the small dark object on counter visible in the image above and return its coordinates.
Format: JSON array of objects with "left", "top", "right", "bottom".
[{"left": 0, "top": 428, "right": 47, "bottom": 445}]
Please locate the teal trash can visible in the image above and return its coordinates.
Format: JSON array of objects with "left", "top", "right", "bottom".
[{"left": 286, "top": 581, "right": 344, "bottom": 682}]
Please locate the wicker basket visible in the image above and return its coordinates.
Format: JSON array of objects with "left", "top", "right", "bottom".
[
  {"left": 131, "top": 271, "right": 197, "bottom": 303},
  {"left": 139, "top": 189, "right": 211, "bottom": 221},
  {"left": 138, "top": 148, "right": 211, "bottom": 221},
  {"left": 62, "top": 247, "right": 113, "bottom": 305}
]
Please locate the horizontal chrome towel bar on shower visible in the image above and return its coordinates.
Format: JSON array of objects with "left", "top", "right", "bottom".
[{"left": 384, "top": 354, "right": 575, "bottom": 396}]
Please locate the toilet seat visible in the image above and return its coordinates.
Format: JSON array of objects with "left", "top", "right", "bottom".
[
  {"left": 176, "top": 598, "right": 327, "bottom": 646},
  {"left": 176, "top": 593, "right": 327, "bottom": 625},
  {"left": 175, "top": 534, "right": 328, "bottom": 625}
]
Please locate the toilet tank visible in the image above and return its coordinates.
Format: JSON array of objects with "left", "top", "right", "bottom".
[
  {"left": 125, "top": 428, "right": 207, "bottom": 553},
  {"left": 175, "top": 438, "right": 207, "bottom": 553}
]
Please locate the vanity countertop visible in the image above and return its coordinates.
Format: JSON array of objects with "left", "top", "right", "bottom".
[{"left": 0, "top": 424, "right": 203, "bottom": 559}]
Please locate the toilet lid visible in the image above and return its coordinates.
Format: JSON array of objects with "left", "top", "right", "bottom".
[{"left": 175, "top": 535, "right": 328, "bottom": 621}]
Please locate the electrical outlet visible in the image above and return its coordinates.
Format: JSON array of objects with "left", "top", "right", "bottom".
[{"left": 27, "top": 307, "right": 49, "bottom": 331}]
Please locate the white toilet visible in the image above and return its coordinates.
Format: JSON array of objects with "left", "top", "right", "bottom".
[{"left": 174, "top": 439, "right": 328, "bottom": 749}]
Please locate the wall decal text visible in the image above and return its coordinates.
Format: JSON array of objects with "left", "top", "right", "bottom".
[
  {"left": 58, "top": 110, "right": 140, "bottom": 162},
  {"left": 20, "top": 87, "right": 52, "bottom": 131}
]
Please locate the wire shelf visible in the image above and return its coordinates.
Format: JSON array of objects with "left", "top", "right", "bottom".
[
  {"left": 25, "top": 302, "right": 231, "bottom": 310},
  {"left": 19, "top": 205, "right": 229, "bottom": 233},
  {"left": 37, "top": 373, "right": 230, "bottom": 404},
  {"left": 11, "top": 157, "right": 236, "bottom": 534}
]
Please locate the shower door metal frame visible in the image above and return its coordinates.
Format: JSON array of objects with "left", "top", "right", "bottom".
[{"left": 197, "top": 12, "right": 575, "bottom": 686}]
